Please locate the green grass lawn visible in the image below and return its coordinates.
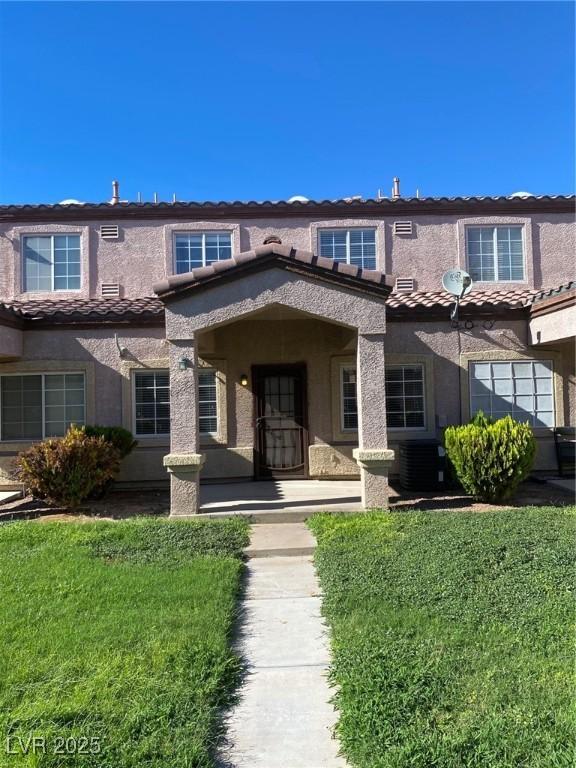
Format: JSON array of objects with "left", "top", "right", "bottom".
[
  {"left": 0, "top": 518, "right": 249, "bottom": 768},
  {"left": 309, "top": 507, "right": 575, "bottom": 768}
]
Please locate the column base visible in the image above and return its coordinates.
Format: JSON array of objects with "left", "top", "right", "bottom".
[
  {"left": 163, "top": 453, "right": 205, "bottom": 516},
  {"left": 353, "top": 448, "right": 395, "bottom": 510}
]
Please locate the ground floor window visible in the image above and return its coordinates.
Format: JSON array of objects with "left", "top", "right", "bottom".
[
  {"left": 0, "top": 373, "right": 85, "bottom": 440},
  {"left": 133, "top": 370, "right": 170, "bottom": 436},
  {"left": 339, "top": 363, "right": 426, "bottom": 431},
  {"left": 470, "top": 360, "right": 554, "bottom": 427},
  {"left": 133, "top": 368, "right": 218, "bottom": 437},
  {"left": 340, "top": 366, "right": 358, "bottom": 431},
  {"left": 199, "top": 369, "right": 218, "bottom": 434},
  {"left": 385, "top": 365, "right": 426, "bottom": 429}
]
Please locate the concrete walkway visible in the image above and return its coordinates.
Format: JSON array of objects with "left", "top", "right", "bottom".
[{"left": 219, "top": 523, "right": 346, "bottom": 768}]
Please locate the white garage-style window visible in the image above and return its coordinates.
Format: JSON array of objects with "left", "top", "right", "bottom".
[
  {"left": 385, "top": 365, "right": 426, "bottom": 429},
  {"left": 23, "top": 235, "right": 81, "bottom": 292},
  {"left": 319, "top": 228, "right": 377, "bottom": 270},
  {"left": 466, "top": 226, "right": 524, "bottom": 282},
  {"left": 174, "top": 232, "right": 232, "bottom": 274},
  {"left": 470, "top": 360, "right": 554, "bottom": 427},
  {"left": 340, "top": 363, "right": 426, "bottom": 431},
  {"left": 0, "top": 373, "right": 85, "bottom": 440},
  {"left": 198, "top": 369, "right": 218, "bottom": 434}
]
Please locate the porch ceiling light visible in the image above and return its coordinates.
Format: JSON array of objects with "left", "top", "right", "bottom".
[
  {"left": 178, "top": 357, "right": 190, "bottom": 371},
  {"left": 240, "top": 373, "right": 248, "bottom": 386}
]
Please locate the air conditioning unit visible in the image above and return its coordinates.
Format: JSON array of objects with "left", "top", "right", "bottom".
[
  {"left": 101, "top": 283, "right": 121, "bottom": 298},
  {"left": 395, "top": 277, "right": 415, "bottom": 293},
  {"left": 393, "top": 220, "right": 413, "bottom": 236},
  {"left": 100, "top": 224, "right": 119, "bottom": 239}
]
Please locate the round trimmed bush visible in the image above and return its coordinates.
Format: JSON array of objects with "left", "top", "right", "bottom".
[{"left": 444, "top": 413, "right": 536, "bottom": 503}]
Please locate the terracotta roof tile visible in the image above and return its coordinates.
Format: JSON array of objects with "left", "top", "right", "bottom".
[
  {"left": 1, "top": 297, "right": 164, "bottom": 325},
  {"left": 386, "top": 288, "right": 534, "bottom": 313},
  {"left": 153, "top": 243, "right": 390, "bottom": 298}
]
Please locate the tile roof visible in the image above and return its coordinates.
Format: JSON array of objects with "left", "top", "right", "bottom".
[
  {"left": 0, "top": 297, "right": 164, "bottom": 326},
  {"left": 530, "top": 280, "right": 576, "bottom": 304},
  {"left": 153, "top": 243, "right": 390, "bottom": 299},
  {"left": 387, "top": 287, "right": 534, "bottom": 312},
  {"left": 0, "top": 288, "right": 536, "bottom": 327},
  {"left": 0, "top": 195, "right": 573, "bottom": 222}
]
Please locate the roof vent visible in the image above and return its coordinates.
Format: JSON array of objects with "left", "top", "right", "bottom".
[
  {"left": 395, "top": 277, "right": 415, "bottom": 293},
  {"left": 101, "top": 283, "right": 121, "bottom": 298},
  {"left": 100, "top": 224, "right": 119, "bottom": 239},
  {"left": 393, "top": 221, "right": 413, "bottom": 236},
  {"left": 263, "top": 235, "right": 282, "bottom": 245}
]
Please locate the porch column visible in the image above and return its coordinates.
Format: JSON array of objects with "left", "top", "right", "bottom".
[
  {"left": 164, "top": 337, "right": 204, "bottom": 516},
  {"left": 353, "top": 332, "right": 394, "bottom": 509}
]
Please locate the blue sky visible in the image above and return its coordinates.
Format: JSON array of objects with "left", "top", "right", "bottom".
[{"left": 0, "top": 1, "right": 574, "bottom": 204}]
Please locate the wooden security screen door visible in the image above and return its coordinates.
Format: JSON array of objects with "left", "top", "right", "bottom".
[{"left": 253, "top": 365, "right": 308, "bottom": 479}]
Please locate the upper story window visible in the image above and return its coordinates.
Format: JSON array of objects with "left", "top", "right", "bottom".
[
  {"left": 23, "top": 235, "right": 81, "bottom": 292},
  {"left": 174, "top": 232, "right": 232, "bottom": 274},
  {"left": 0, "top": 373, "right": 85, "bottom": 440},
  {"left": 466, "top": 226, "right": 524, "bottom": 282},
  {"left": 318, "top": 228, "right": 377, "bottom": 270}
]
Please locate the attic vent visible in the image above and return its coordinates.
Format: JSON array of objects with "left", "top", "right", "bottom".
[
  {"left": 100, "top": 224, "right": 119, "bottom": 239},
  {"left": 101, "top": 283, "right": 121, "bottom": 298},
  {"left": 393, "top": 221, "right": 413, "bottom": 236},
  {"left": 395, "top": 277, "right": 415, "bottom": 293}
]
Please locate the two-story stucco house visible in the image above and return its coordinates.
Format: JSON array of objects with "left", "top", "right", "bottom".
[{"left": 0, "top": 183, "right": 574, "bottom": 515}]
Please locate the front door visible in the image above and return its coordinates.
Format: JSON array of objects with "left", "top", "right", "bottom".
[{"left": 253, "top": 365, "right": 308, "bottom": 479}]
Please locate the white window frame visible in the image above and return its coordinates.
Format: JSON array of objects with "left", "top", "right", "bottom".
[
  {"left": 173, "top": 231, "right": 233, "bottom": 274},
  {"left": 340, "top": 364, "right": 358, "bottom": 432},
  {"left": 318, "top": 228, "right": 377, "bottom": 269},
  {"left": 465, "top": 225, "right": 525, "bottom": 283},
  {"left": 469, "top": 359, "right": 555, "bottom": 427},
  {"left": 338, "top": 363, "right": 427, "bottom": 434},
  {"left": 132, "top": 369, "right": 171, "bottom": 438},
  {"left": 22, "top": 234, "right": 82, "bottom": 293},
  {"left": 0, "top": 372, "right": 86, "bottom": 441},
  {"left": 385, "top": 364, "right": 427, "bottom": 431},
  {"left": 198, "top": 368, "right": 218, "bottom": 436}
]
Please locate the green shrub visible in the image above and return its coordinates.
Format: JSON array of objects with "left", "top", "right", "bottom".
[
  {"left": 83, "top": 424, "right": 137, "bottom": 457},
  {"left": 15, "top": 425, "right": 121, "bottom": 508},
  {"left": 444, "top": 414, "right": 536, "bottom": 502}
]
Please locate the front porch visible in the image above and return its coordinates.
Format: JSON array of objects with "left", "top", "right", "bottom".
[
  {"left": 199, "top": 479, "right": 362, "bottom": 519},
  {"left": 154, "top": 242, "right": 395, "bottom": 516}
]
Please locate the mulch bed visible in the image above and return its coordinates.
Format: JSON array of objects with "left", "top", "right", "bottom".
[{"left": 0, "top": 480, "right": 573, "bottom": 523}]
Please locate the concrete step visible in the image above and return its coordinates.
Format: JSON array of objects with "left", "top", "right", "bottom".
[
  {"left": 0, "top": 490, "right": 23, "bottom": 506},
  {"left": 245, "top": 522, "right": 317, "bottom": 558},
  {"left": 199, "top": 507, "right": 358, "bottom": 524}
]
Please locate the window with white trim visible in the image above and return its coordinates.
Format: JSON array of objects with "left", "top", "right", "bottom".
[
  {"left": 340, "top": 364, "right": 426, "bottom": 431},
  {"left": 470, "top": 360, "right": 554, "bottom": 427},
  {"left": 198, "top": 369, "right": 218, "bottom": 434},
  {"left": 319, "top": 229, "right": 376, "bottom": 270},
  {"left": 23, "top": 235, "right": 81, "bottom": 292},
  {"left": 134, "top": 370, "right": 170, "bottom": 436},
  {"left": 340, "top": 366, "right": 358, "bottom": 431},
  {"left": 174, "top": 232, "right": 232, "bottom": 274},
  {"left": 0, "top": 373, "right": 85, "bottom": 440},
  {"left": 466, "top": 226, "right": 524, "bottom": 282},
  {"left": 385, "top": 365, "right": 426, "bottom": 429}
]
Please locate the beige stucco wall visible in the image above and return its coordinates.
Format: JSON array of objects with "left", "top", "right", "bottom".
[
  {"left": 0, "top": 325, "right": 22, "bottom": 360},
  {"left": 0, "top": 311, "right": 574, "bottom": 488},
  {"left": 529, "top": 304, "right": 576, "bottom": 345},
  {"left": 1, "top": 211, "right": 574, "bottom": 301}
]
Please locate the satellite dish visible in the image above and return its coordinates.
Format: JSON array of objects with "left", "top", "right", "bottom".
[
  {"left": 287, "top": 195, "right": 309, "bottom": 203},
  {"left": 442, "top": 269, "right": 473, "bottom": 298}
]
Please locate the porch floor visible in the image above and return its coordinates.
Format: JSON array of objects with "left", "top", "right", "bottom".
[{"left": 199, "top": 479, "right": 361, "bottom": 519}]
